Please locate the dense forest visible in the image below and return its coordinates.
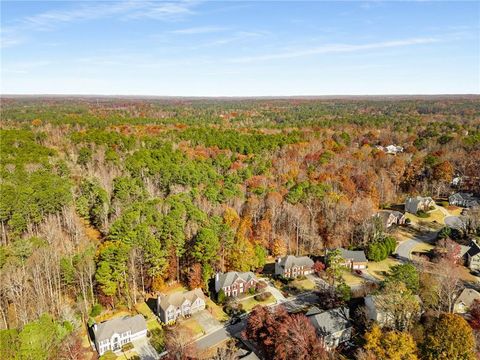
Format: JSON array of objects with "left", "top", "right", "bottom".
[{"left": 0, "top": 96, "right": 479, "bottom": 358}]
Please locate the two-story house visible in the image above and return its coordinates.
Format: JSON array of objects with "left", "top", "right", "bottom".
[
  {"left": 157, "top": 288, "right": 205, "bottom": 324},
  {"left": 374, "top": 210, "right": 406, "bottom": 229},
  {"left": 405, "top": 196, "right": 435, "bottom": 214},
  {"left": 306, "top": 306, "right": 352, "bottom": 349},
  {"left": 336, "top": 248, "right": 368, "bottom": 270},
  {"left": 466, "top": 240, "right": 480, "bottom": 271},
  {"left": 215, "top": 271, "right": 259, "bottom": 297},
  {"left": 274, "top": 255, "right": 314, "bottom": 278},
  {"left": 92, "top": 315, "right": 147, "bottom": 356},
  {"left": 449, "top": 193, "right": 480, "bottom": 208}
]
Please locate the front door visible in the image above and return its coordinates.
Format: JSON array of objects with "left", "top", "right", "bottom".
[{"left": 112, "top": 336, "right": 120, "bottom": 351}]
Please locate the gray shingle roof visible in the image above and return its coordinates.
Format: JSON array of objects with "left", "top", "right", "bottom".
[
  {"left": 278, "top": 255, "right": 314, "bottom": 270},
  {"left": 450, "top": 193, "right": 480, "bottom": 207},
  {"left": 308, "top": 307, "right": 351, "bottom": 335},
  {"left": 94, "top": 315, "right": 147, "bottom": 342},
  {"left": 405, "top": 196, "right": 434, "bottom": 212},
  {"left": 337, "top": 248, "right": 367, "bottom": 263},
  {"left": 158, "top": 288, "right": 205, "bottom": 312},
  {"left": 467, "top": 241, "right": 480, "bottom": 257},
  {"left": 216, "top": 271, "right": 258, "bottom": 289},
  {"left": 455, "top": 288, "right": 480, "bottom": 308}
]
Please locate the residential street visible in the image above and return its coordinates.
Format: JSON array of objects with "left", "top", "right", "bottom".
[
  {"left": 394, "top": 230, "right": 437, "bottom": 261},
  {"left": 194, "top": 290, "right": 321, "bottom": 351}
]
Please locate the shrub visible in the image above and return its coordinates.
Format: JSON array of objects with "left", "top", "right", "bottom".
[
  {"left": 367, "top": 236, "right": 396, "bottom": 262},
  {"left": 337, "top": 283, "right": 351, "bottom": 302},
  {"left": 256, "top": 281, "right": 268, "bottom": 291},
  {"left": 122, "top": 342, "right": 134, "bottom": 352},
  {"left": 87, "top": 317, "right": 95, "bottom": 328},
  {"left": 217, "top": 289, "right": 226, "bottom": 304},
  {"left": 405, "top": 218, "right": 411, "bottom": 224},
  {"left": 254, "top": 292, "right": 272, "bottom": 302},
  {"left": 99, "top": 351, "right": 117, "bottom": 360},
  {"left": 416, "top": 210, "right": 430, "bottom": 218},
  {"left": 150, "top": 328, "right": 165, "bottom": 353},
  {"left": 297, "top": 275, "right": 307, "bottom": 280},
  {"left": 89, "top": 303, "right": 102, "bottom": 317},
  {"left": 248, "top": 287, "right": 256, "bottom": 295}
]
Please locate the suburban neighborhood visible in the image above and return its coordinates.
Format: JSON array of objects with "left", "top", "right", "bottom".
[
  {"left": 2, "top": 96, "right": 480, "bottom": 359},
  {"left": 75, "top": 191, "right": 480, "bottom": 359}
]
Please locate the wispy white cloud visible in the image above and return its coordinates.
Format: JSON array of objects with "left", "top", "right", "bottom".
[
  {"left": 1, "top": 1, "right": 202, "bottom": 47},
  {"left": 230, "top": 37, "right": 440, "bottom": 63},
  {"left": 169, "top": 26, "right": 227, "bottom": 34}
]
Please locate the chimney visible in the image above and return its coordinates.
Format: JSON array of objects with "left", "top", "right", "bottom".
[
  {"left": 93, "top": 323, "right": 97, "bottom": 332},
  {"left": 215, "top": 272, "right": 220, "bottom": 282},
  {"left": 277, "top": 257, "right": 281, "bottom": 263}
]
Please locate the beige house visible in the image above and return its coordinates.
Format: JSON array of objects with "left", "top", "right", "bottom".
[
  {"left": 337, "top": 248, "right": 368, "bottom": 270},
  {"left": 405, "top": 196, "right": 435, "bottom": 214},
  {"left": 157, "top": 288, "right": 206, "bottom": 323}
]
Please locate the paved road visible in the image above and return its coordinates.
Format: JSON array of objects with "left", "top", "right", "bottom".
[
  {"left": 394, "top": 204, "right": 454, "bottom": 261},
  {"left": 394, "top": 230, "right": 437, "bottom": 261},
  {"left": 194, "top": 290, "right": 320, "bottom": 351}
]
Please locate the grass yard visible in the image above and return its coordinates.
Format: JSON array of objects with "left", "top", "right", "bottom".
[
  {"left": 238, "top": 295, "right": 275, "bottom": 312},
  {"left": 135, "top": 301, "right": 161, "bottom": 331},
  {"left": 290, "top": 278, "right": 316, "bottom": 291},
  {"left": 412, "top": 242, "right": 435, "bottom": 253},
  {"left": 95, "top": 310, "right": 131, "bottom": 323},
  {"left": 405, "top": 211, "right": 444, "bottom": 230},
  {"left": 341, "top": 270, "right": 364, "bottom": 286},
  {"left": 367, "top": 258, "right": 401, "bottom": 280},
  {"left": 180, "top": 317, "right": 204, "bottom": 337},
  {"left": 205, "top": 297, "right": 229, "bottom": 322}
]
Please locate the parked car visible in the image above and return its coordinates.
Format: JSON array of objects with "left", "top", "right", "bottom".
[
  {"left": 229, "top": 316, "right": 242, "bottom": 325},
  {"left": 355, "top": 269, "right": 363, "bottom": 275}
]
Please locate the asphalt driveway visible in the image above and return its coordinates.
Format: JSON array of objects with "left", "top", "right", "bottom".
[
  {"left": 192, "top": 309, "right": 222, "bottom": 334},
  {"left": 132, "top": 337, "right": 159, "bottom": 360},
  {"left": 445, "top": 215, "right": 466, "bottom": 230},
  {"left": 394, "top": 231, "right": 437, "bottom": 260}
]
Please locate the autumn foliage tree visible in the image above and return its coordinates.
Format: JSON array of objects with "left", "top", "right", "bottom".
[
  {"left": 422, "top": 313, "right": 476, "bottom": 360},
  {"left": 363, "top": 324, "right": 418, "bottom": 360},
  {"left": 244, "top": 305, "right": 327, "bottom": 360}
]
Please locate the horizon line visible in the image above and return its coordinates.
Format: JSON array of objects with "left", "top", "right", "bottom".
[{"left": 2, "top": 93, "right": 479, "bottom": 99}]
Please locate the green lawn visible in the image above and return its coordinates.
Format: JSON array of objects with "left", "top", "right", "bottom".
[
  {"left": 135, "top": 301, "right": 162, "bottom": 331},
  {"left": 238, "top": 295, "right": 275, "bottom": 312},
  {"left": 205, "top": 297, "right": 229, "bottom": 322},
  {"left": 341, "top": 270, "right": 364, "bottom": 286},
  {"left": 290, "top": 278, "right": 316, "bottom": 291},
  {"left": 367, "top": 258, "right": 401, "bottom": 280},
  {"left": 180, "top": 317, "right": 204, "bottom": 337},
  {"left": 412, "top": 242, "right": 435, "bottom": 253}
]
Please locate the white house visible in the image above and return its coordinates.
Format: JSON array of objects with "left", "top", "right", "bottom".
[
  {"left": 157, "top": 288, "right": 206, "bottom": 323},
  {"left": 92, "top": 315, "right": 147, "bottom": 355},
  {"left": 385, "top": 145, "right": 404, "bottom": 154}
]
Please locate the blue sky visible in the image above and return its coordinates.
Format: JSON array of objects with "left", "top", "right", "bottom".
[{"left": 1, "top": 1, "right": 479, "bottom": 95}]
